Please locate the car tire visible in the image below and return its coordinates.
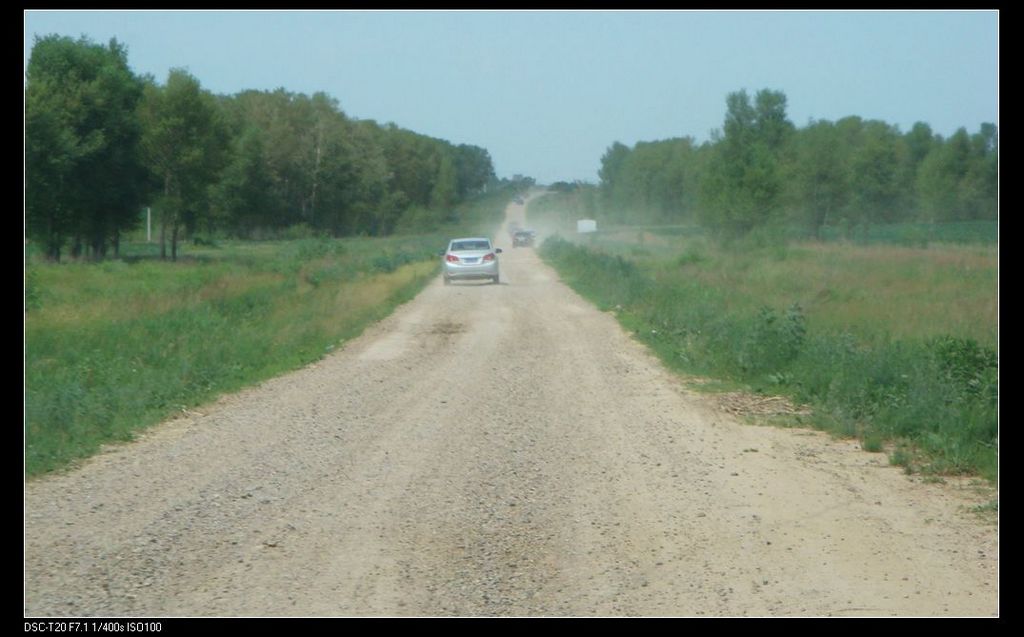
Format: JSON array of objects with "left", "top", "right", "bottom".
[
  {"left": 492, "top": 276, "right": 499, "bottom": 285},
  {"left": 443, "top": 276, "right": 451, "bottom": 286}
]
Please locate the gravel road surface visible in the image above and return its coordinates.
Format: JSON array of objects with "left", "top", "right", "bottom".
[{"left": 24, "top": 199, "right": 998, "bottom": 617}]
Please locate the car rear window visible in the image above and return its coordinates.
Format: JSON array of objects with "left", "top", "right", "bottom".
[{"left": 452, "top": 241, "right": 490, "bottom": 251}]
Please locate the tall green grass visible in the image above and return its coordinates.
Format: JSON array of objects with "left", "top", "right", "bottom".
[
  {"left": 540, "top": 236, "right": 997, "bottom": 481},
  {"left": 563, "top": 230, "right": 996, "bottom": 346},
  {"left": 25, "top": 188, "right": 514, "bottom": 477},
  {"left": 25, "top": 235, "right": 443, "bottom": 476},
  {"left": 814, "top": 220, "right": 998, "bottom": 246}
]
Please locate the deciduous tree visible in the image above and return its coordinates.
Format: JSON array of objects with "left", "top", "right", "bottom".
[
  {"left": 138, "top": 69, "right": 228, "bottom": 260},
  {"left": 25, "top": 35, "right": 149, "bottom": 261}
]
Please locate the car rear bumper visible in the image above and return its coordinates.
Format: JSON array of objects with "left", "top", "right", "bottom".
[{"left": 443, "top": 261, "right": 499, "bottom": 279}]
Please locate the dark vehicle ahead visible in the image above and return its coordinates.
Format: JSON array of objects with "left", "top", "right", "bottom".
[{"left": 512, "top": 230, "right": 536, "bottom": 248}]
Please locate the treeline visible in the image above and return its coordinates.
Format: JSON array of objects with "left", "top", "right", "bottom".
[
  {"left": 595, "top": 88, "right": 997, "bottom": 239},
  {"left": 25, "top": 34, "right": 502, "bottom": 262}
]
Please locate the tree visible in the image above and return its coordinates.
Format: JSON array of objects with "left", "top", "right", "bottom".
[
  {"left": 211, "top": 124, "right": 282, "bottom": 236},
  {"left": 700, "top": 89, "right": 793, "bottom": 239},
  {"left": 598, "top": 141, "right": 631, "bottom": 219},
  {"left": 335, "top": 118, "right": 392, "bottom": 236},
  {"left": 895, "top": 122, "right": 938, "bottom": 220},
  {"left": 753, "top": 89, "right": 794, "bottom": 150},
  {"left": 848, "top": 120, "right": 904, "bottom": 227},
  {"left": 430, "top": 152, "right": 458, "bottom": 211},
  {"left": 25, "top": 35, "right": 150, "bottom": 261},
  {"left": 917, "top": 125, "right": 998, "bottom": 222},
  {"left": 617, "top": 137, "right": 699, "bottom": 223},
  {"left": 213, "top": 94, "right": 487, "bottom": 238},
  {"left": 904, "top": 122, "right": 937, "bottom": 167},
  {"left": 296, "top": 91, "right": 385, "bottom": 234},
  {"left": 25, "top": 66, "right": 79, "bottom": 262},
  {"left": 963, "top": 123, "right": 998, "bottom": 220},
  {"left": 918, "top": 128, "right": 977, "bottom": 223},
  {"left": 27, "top": 37, "right": 502, "bottom": 248},
  {"left": 453, "top": 144, "right": 495, "bottom": 198},
  {"left": 138, "top": 69, "right": 228, "bottom": 260},
  {"left": 787, "top": 119, "right": 851, "bottom": 239},
  {"left": 218, "top": 89, "right": 306, "bottom": 232}
]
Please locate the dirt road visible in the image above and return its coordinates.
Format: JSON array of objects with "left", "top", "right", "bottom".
[{"left": 25, "top": 200, "right": 997, "bottom": 617}]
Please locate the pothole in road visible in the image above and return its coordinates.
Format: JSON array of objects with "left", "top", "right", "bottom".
[{"left": 429, "top": 321, "right": 467, "bottom": 336}]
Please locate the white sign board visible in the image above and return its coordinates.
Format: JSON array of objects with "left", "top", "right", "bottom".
[{"left": 577, "top": 219, "right": 597, "bottom": 234}]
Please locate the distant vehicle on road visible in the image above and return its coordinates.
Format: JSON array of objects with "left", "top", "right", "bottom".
[
  {"left": 441, "top": 237, "right": 502, "bottom": 285},
  {"left": 513, "top": 196, "right": 525, "bottom": 205},
  {"left": 512, "top": 230, "right": 536, "bottom": 248}
]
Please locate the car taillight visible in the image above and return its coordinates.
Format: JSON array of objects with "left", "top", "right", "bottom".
[
  {"left": 446, "top": 254, "right": 459, "bottom": 263},
  {"left": 483, "top": 253, "right": 495, "bottom": 262}
]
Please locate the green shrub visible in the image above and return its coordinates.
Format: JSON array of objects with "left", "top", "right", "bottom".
[
  {"left": 861, "top": 432, "right": 884, "bottom": 453},
  {"left": 930, "top": 336, "right": 997, "bottom": 400},
  {"left": 737, "top": 304, "right": 806, "bottom": 375}
]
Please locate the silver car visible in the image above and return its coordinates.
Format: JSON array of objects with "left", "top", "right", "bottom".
[{"left": 442, "top": 237, "right": 502, "bottom": 285}]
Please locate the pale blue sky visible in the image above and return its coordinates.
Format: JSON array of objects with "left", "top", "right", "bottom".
[{"left": 24, "top": 10, "right": 999, "bottom": 185}]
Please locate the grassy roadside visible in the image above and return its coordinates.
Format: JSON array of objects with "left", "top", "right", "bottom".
[
  {"left": 539, "top": 234, "right": 997, "bottom": 483},
  {"left": 25, "top": 235, "right": 444, "bottom": 477},
  {"left": 26, "top": 188, "right": 515, "bottom": 478}
]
